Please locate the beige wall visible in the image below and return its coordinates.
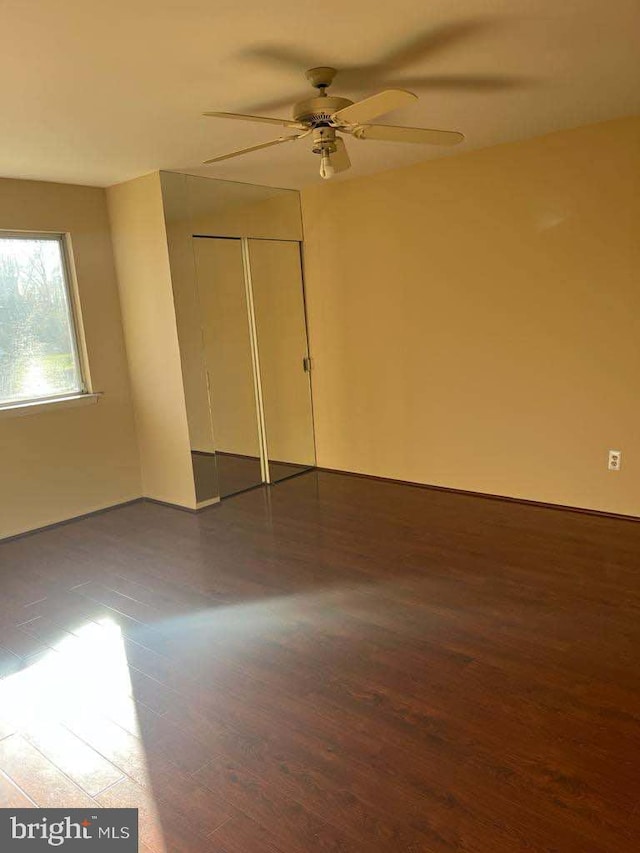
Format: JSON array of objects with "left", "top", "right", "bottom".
[
  {"left": 107, "top": 173, "right": 196, "bottom": 509},
  {"left": 302, "top": 117, "right": 640, "bottom": 517},
  {"left": 0, "top": 178, "right": 140, "bottom": 538}
]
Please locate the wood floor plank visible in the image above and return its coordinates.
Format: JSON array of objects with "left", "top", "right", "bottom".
[
  {"left": 0, "top": 626, "right": 49, "bottom": 659},
  {"left": 62, "top": 713, "right": 151, "bottom": 788},
  {"left": 207, "top": 813, "right": 286, "bottom": 853},
  {"left": 144, "top": 758, "right": 234, "bottom": 837},
  {"left": 125, "top": 701, "right": 214, "bottom": 774},
  {"left": 97, "top": 775, "right": 219, "bottom": 853},
  {"left": 96, "top": 776, "right": 167, "bottom": 852},
  {"left": 194, "top": 759, "right": 370, "bottom": 853},
  {"left": 0, "top": 735, "right": 96, "bottom": 808},
  {"left": 76, "top": 582, "right": 166, "bottom": 625},
  {"left": 0, "top": 645, "right": 22, "bottom": 678},
  {"left": 22, "top": 722, "right": 124, "bottom": 796},
  {"left": 17, "top": 614, "right": 76, "bottom": 649},
  {"left": 0, "top": 717, "right": 16, "bottom": 741},
  {"left": 0, "top": 769, "right": 36, "bottom": 807}
]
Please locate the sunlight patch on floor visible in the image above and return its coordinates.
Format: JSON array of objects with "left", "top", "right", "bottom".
[{"left": 0, "top": 618, "right": 167, "bottom": 851}]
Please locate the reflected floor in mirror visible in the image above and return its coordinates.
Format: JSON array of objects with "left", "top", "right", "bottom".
[
  {"left": 192, "top": 450, "right": 312, "bottom": 500},
  {"left": 0, "top": 470, "right": 638, "bottom": 852}
]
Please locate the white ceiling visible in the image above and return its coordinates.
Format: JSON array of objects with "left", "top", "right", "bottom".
[{"left": 1, "top": 0, "right": 638, "bottom": 189}]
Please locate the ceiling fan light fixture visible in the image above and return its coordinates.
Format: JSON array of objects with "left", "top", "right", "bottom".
[{"left": 319, "top": 149, "right": 335, "bottom": 180}]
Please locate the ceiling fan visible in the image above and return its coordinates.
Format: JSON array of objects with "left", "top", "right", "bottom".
[{"left": 203, "top": 66, "right": 464, "bottom": 180}]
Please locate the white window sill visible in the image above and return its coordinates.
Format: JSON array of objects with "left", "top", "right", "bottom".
[{"left": 0, "top": 392, "right": 102, "bottom": 419}]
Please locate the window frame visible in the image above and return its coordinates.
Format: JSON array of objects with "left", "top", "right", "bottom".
[{"left": 0, "top": 230, "right": 91, "bottom": 410}]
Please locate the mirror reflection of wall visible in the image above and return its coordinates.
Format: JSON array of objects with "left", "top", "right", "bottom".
[{"left": 192, "top": 237, "right": 263, "bottom": 498}]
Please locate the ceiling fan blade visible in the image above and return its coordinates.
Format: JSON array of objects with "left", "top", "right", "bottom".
[
  {"left": 203, "top": 111, "right": 306, "bottom": 130},
  {"left": 332, "top": 89, "right": 417, "bottom": 126},
  {"left": 332, "top": 138, "right": 351, "bottom": 173},
  {"left": 203, "top": 135, "right": 302, "bottom": 165},
  {"left": 355, "top": 124, "right": 464, "bottom": 146}
]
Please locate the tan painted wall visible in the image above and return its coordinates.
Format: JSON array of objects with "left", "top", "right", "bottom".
[
  {"left": 0, "top": 178, "right": 140, "bottom": 538},
  {"left": 301, "top": 117, "right": 640, "bottom": 517},
  {"left": 107, "top": 173, "right": 196, "bottom": 509}
]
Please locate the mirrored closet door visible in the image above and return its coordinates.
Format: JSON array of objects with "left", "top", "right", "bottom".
[
  {"left": 192, "top": 235, "right": 315, "bottom": 499},
  {"left": 192, "top": 236, "right": 263, "bottom": 498},
  {"left": 248, "top": 239, "right": 315, "bottom": 484}
]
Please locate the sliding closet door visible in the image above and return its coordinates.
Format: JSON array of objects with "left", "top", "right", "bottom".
[
  {"left": 248, "top": 239, "right": 316, "bottom": 483},
  {"left": 192, "top": 237, "right": 263, "bottom": 498}
]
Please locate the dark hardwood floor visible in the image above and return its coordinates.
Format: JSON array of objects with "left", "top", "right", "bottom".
[{"left": 0, "top": 471, "right": 638, "bottom": 852}]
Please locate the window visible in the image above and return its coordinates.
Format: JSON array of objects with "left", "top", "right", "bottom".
[{"left": 0, "top": 234, "right": 85, "bottom": 408}]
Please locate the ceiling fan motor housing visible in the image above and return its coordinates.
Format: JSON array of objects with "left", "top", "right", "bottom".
[
  {"left": 311, "top": 126, "right": 339, "bottom": 155},
  {"left": 293, "top": 96, "right": 353, "bottom": 126}
]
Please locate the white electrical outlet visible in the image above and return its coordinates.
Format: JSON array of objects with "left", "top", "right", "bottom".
[{"left": 608, "top": 450, "right": 622, "bottom": 471}]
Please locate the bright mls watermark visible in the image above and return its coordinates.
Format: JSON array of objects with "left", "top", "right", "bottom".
[{"left": 0, "top": 809, "right": 137, "bottom": 850}]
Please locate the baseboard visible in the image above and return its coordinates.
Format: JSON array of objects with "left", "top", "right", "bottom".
[
  {"left": 0, "top": 493, "right": 226, "bottom": 542},
  {"left": 142, "top": 496, "right": 202, "bottom": 514},
  {"left": 0, "top": 497, "right": 144, "bottom": 543},
  {"left": 316, "top": 466, "right": 640, "bottom": 524}
]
